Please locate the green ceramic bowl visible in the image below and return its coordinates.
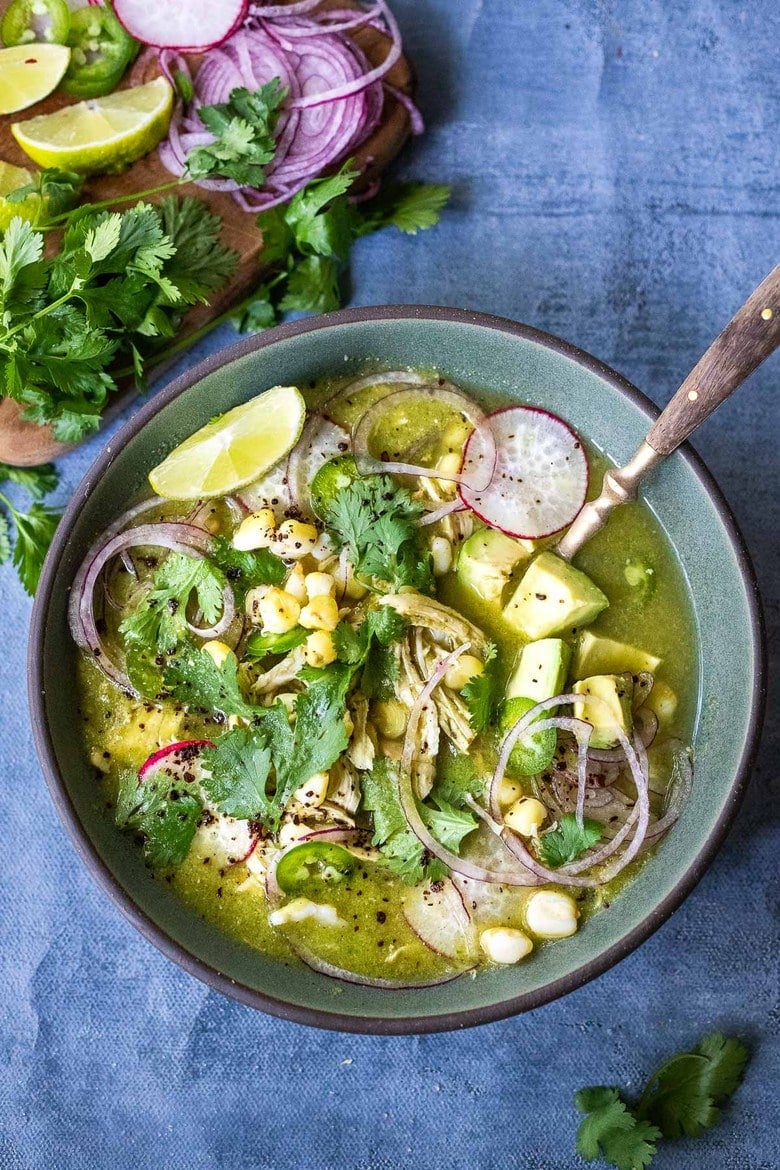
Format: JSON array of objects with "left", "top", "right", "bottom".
[{"left": 29, "top": 306, "right": 764, "bottom": 1034}]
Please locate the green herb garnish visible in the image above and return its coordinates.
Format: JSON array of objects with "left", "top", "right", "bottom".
[
  {"left": 539, "top": 813, "right": 603, "bottom": 868},
  {"left": 0, "top": 462, "right": 61, "bottom": 595},
  {"left": 575, "top": 1033, "right": 749, "bottom": 1169}
]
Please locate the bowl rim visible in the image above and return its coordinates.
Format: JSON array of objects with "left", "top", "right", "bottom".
[{"left": 29, "top": 304, "right": 766, "bottom": 1035}]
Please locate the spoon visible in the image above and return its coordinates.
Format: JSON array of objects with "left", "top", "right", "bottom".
[{"left": 556, "top": 263, "right": 780, "bottom": 561}]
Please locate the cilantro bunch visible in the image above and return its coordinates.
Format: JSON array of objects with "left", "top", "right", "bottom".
[
  {"left": 575, "top": 1033, "right": 749, "bottom": 1169},
  {"left": 0, "top": 198, "right": 236, "bottom": 442}
]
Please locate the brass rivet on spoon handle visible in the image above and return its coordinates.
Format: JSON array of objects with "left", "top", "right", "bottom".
[{"left": 556, "top": 262, "right": 780, "bottom": 562}]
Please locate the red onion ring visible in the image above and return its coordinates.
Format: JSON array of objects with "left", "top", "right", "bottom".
[
  {"left": 69, "top": 522, "right": 223, "bottom": 695},
  {"left": 352, "top": 386, "right": 497, "bottom": 491}
]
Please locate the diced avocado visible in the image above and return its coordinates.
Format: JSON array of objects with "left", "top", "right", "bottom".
[
  {"left": 503, "top": 551, "right": 609, "bottom": 640},
  {"left": 572, "top": 674, "right": 634, "bottom": 749},
  {"left": 506, "top": 638, "right": 571, "bottom": 703},
  {"left": 456, "top": 527, "right": 533, "bottom": 603},
  {"left": 574, "top": 631, "right": 661, "bottom": 678},
  {"left": 499, "top": 696, "right": 557, "bottom": 777}
]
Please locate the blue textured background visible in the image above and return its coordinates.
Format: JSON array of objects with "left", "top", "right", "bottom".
[{"left": 1, "top": 1, "right": 778, "bottom": 1166}]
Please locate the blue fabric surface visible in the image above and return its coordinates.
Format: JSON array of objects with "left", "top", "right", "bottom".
[{"left": 1, "top": 1, "right": 778, "bottom": 1166}]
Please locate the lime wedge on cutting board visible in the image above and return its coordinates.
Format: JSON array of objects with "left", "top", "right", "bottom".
[
  {"left": 0, "top": 43, "right": 70, "bottom": 115},
  {"left": 0, "top": 161, "right": 39, "bottom": 229},
  {"left": 149, "top": 386, "right": 308, "bottom": 501},
  {"left": 11, "top": 76, "right": 173, "bottom": 173}
]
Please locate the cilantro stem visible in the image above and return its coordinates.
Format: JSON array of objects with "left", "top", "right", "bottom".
[{"left": 46, "top": 178, "right": 187, "bottom": 225}]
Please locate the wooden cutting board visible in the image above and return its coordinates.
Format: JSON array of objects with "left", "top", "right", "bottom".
[{"left": 0, "top": 1, "right": 414, "bottom": 466}]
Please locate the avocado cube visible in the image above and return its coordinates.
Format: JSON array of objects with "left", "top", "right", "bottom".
[
  {"left": 457, "top": 527, "right": 534, "bottom": 603},
  {"left": 572, "top": 674, "right": 634, "bottom": 749},
  {"left": 574, "top": 631, "right": 661, "bottom": 678},
  {"left": 503, "top": 552, "right": 609, "bottom": 639},
  {"left": 506, "top": 638, "right": 571, "bottom": 703}
]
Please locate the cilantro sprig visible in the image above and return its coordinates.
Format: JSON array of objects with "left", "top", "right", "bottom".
[
  {"left": 0, "top": 462, "right": 62, "bottom": 595},
  {"left": 575, "top": 1033, "right": 749, "bottom": 1169},
  {"left": 119, "top": 551, "right": 227, "bottom": 655},
  {"left": 323, "top": 473, "right": 434, "bottom": 594},
  {"left": 539, "top": 812, "right": 602, "bottom": 868},
  {"left": 461, "top": 641, "right": 500, "bottom": 732},
  {"left": 115, "top": 765, "right": 203, "bottom": 870}
]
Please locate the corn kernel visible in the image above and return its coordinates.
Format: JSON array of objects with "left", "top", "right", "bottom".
[
  {"left": 257, "top": 587, "right": 301, "bottom": 634},
  {"left": 444, "top": 653, "right": 485, "bottom": 692},
  {"left": 276, "top": 519, "right": 319, "bottom": 561},
  {"left": 497, "top": 777, "right": 523, "bottom": 808},
  {"left": 373, "top": 699, "right": 407, "bottom": 740},
  {"left": 244, "top": 584, "right": 270, "bottom": 623},
  {"left": 430, "top": 535, "right": 453, "bottom": 576},
  {"left": 233, "top": 508, "right": 276, "bottom": 551},
  {"left": 479, "top": 927, "right": 534, "bottom": 965},
  {"left": 304, "top": 571, "right": 336, "bottom": 598},
  {"left": 304, "top": 630, "right": 337, "bottom": 668},
  {"left": 299, "top": 593, "right": 339, "bottom": 632},
  {"left": 285, "top": 563, "right": 308, "bottom": 603},
  {"left": 292, "top": 771, "right": 330, "bottom": 809},
  {"left": 525, "top": 890, "right": 579, "bottom": 939},
  {"left": 504, "top": 797, "right": 548, "bottom": 839},
  {"left": 202, "top": 640, "right": 233, "bottom": 668}
]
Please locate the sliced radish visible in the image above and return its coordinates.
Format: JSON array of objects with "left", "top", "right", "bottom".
[
  {"left": 458, "top": 406, "right": 589, "bottom": 539},
  {"left": 236, "top": 459, "right": 292, "bottom": 519},
  {"left": 138, "top": 739, "right": 214, "bottom": 782},
  {"left": 194, "top": 815, "right": 258, "bottom": 865},
  {"left": 286, "top": 415, "right": 351, "bottom": 514},
  {"left": 113, "top": 0, "right": 248, "bottom": 51},
  {"left": 402, "top": 877, "right": 478, "bottom": 961}
]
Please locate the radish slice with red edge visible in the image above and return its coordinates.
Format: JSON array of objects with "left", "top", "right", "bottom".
[
  {"left": 138, "top": 739, "right": 215, "bottom": 782},
  {"left": 458, "top": 406, "right": 589, "bottom": 539},
  {"left": 402, "top": 878, "right": 478, "bottom": 961},
  {"left": 113, "top": 0, "right": 249, "bottom": 51}
]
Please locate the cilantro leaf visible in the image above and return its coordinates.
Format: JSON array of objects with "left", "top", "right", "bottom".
[
  {"left": 323, "top": 474, "right": 432, "bottom": 592},
  {"left": 420, "top": 793, "right": 478, "bottom": 853},
  {"left": 201, "top": 727, "right": 273, "bottom": 820},
  {"left": 361, "top": 759, "right": 449, "bottom": 886},
  {"left": 461, "top": 641, "right": 499, "bottom": 732},
  {"left": 0, "top": 462, "right": 58, "bottom": 499},
  {"left": 575, "top": 1087, "right": 660, "bottom": 1170},
  {"left": 187, "top": 81, "right": 287, "bottom": 186},
  {"left": 0, "top": 513, "right": 11, "bottom": 565},
  {"left": 538, "top": 813, "right": 602, "bottom": 868},
  {"left": 279, "top": 254, "right": 341, "bottom": 314},
  {"left": 637, "top": 1034, "right": 749, "bottom": 1140},
  {"left": 158, "top": 195, "right": 237, "bottom": 301},
  {"left": 6, "top": 168, "right": 83, "bottom": 221},
  {"left": 284, "top": 664, "right": 351, "bottom": 792},
  {"left": 7, "top": 500, "right": 61, "bottom": 595},
  {"left": 694, "top": 1033, "right": 749, "bottom": 1103},
  {"left": 120, "top": 552, "right": 227, "bottom": 654},
  {"left": 210, "top": 535, "right": 285, "bottom": 603},
  {"left": 164, "top": 645, "right": 258, "bottom": 722},
  {"left": 115, "top": 766, "right": 202, "bottom": 869},
  {"left": 357, "top": 182, "right": 452, "bottom": 236},
  {"left": 432, "top": 752, "right": 483, "bottom": 807}
]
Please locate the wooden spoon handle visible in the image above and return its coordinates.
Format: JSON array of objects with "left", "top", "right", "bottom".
[{"left": 646, "top": 263, "right": 780, "bottom": 456}]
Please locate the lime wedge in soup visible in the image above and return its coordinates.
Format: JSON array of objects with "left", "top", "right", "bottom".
[{"left": 148, "top": 386, "right": 307, "bottom": 500}]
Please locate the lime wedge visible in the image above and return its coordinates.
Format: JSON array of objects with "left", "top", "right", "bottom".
[
  {"left": 11, "top": 77, "right": 173, "bottom": 174},
  {"left": 149, "top": 386, "right": 308, "bottom": 501},
  {"left": 0, "top": 161, "right": 39, "bottom": 229},
  {"left": 0, "top": 43, "right": 70, "bottom": 115}
]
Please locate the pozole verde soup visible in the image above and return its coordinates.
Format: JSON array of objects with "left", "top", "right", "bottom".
[{"left": 72, "top": 371, "right": 696, "bottom": 987}]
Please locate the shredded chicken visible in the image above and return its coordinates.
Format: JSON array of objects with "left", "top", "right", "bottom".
[
  {"left": 380, "top": 592, "right": 487, "bottom": 653},
  {"left": 347, "top": 694, "right": 376, "bottom": 771},
  {"left": 327, "top": 758, "right": 362, "bottom": 815},
  {"left": 251, "top": 646, "right": 307, "bottom": 695}
]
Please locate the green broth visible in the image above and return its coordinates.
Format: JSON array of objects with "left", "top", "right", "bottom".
[{"left": 76, "top": 370, "right": 699, "bottom": 985}]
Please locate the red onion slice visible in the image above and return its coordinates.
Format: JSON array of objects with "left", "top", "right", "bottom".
[
  {"left": 69, "top": 522, "right": 222, "bottom": 695},
  {"left": 353, "top": 386, "right": 496, "bottom": 491}
]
